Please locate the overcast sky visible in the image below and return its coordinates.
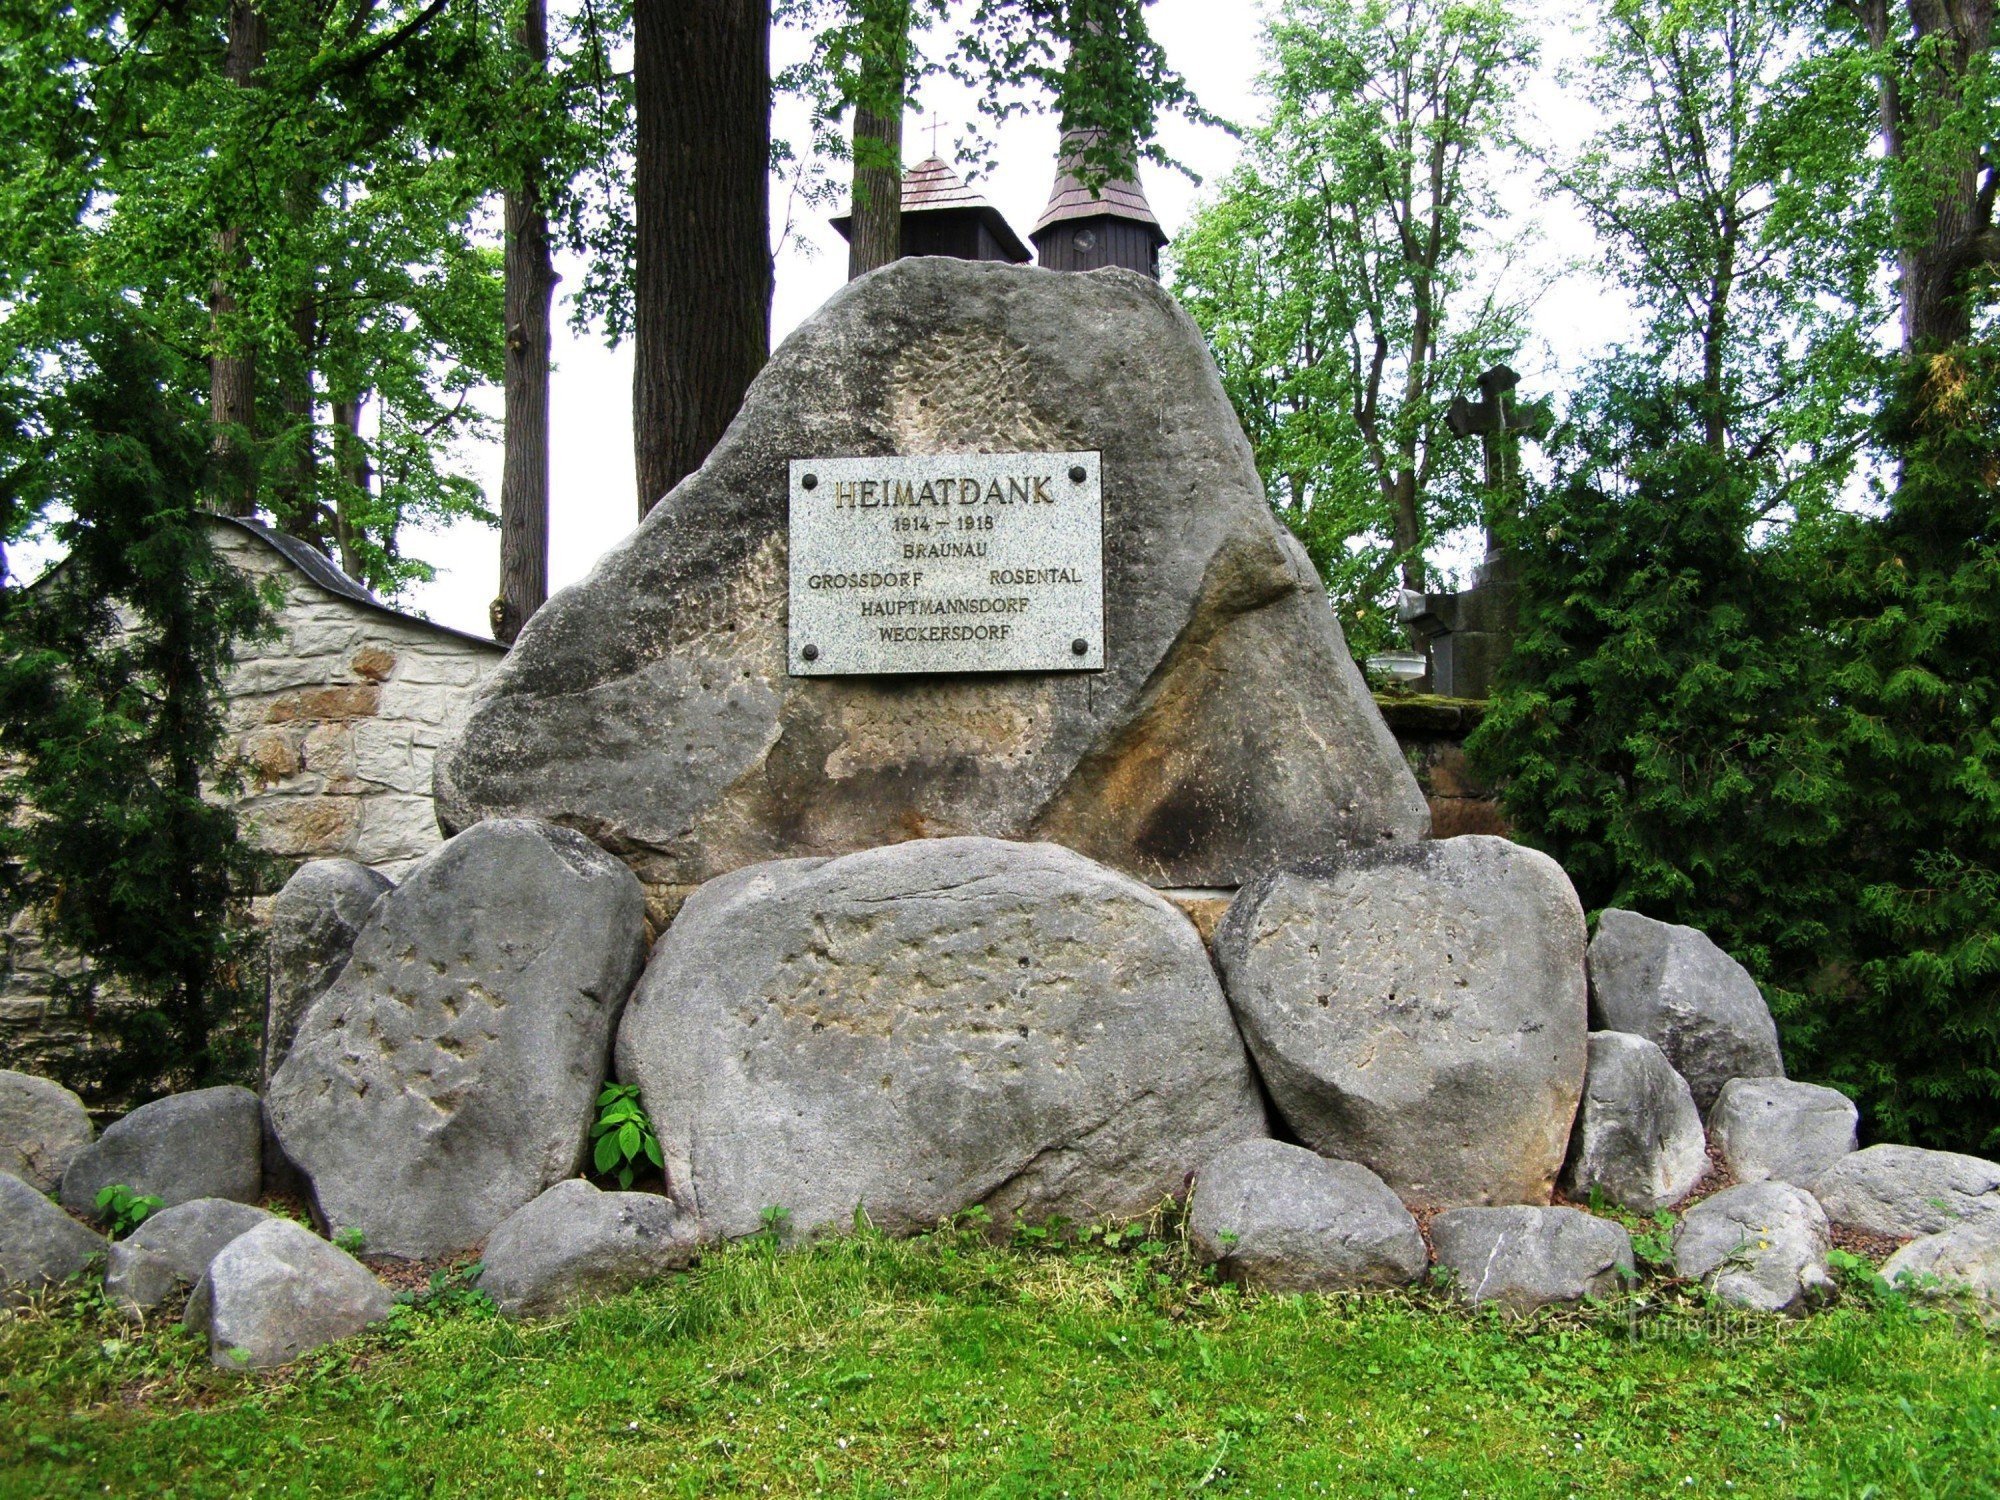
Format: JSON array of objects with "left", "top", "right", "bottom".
[{"left": 380, "top": 0, "right": 1633, "bottom": 637}]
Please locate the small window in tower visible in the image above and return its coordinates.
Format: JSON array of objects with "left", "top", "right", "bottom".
[{"left": 1074, "top": 228, "right": 1097, "bottom": 251}]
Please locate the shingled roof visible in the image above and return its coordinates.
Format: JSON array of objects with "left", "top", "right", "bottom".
[
  {"left": 831, "top": 157, "right": 1031, "bottom": 263},
  {"left": 1031, "top": 130, "right": 1165, "bottom": 244}
]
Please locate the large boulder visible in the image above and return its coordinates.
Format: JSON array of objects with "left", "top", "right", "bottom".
[
  {"left": 481, "top": 1179, "right": 703, "bottom": 1319},
  {"left": 434, "top": 259, "right": 1428, "bottom": 896},
  {"left": 1881, "top": 1221, "right": 2000, "bottom": 1324},
  {"left": 1673, "top": 1182, "right": 1832, "bottom": 1314},
  {"left": 1587, "top": 910, "right": 1783, "bottom": 1112},
  {"left": 1, "top": 1171, "right": 103, "bottom": 1304},
  {"left": 616, "top": 837, "right": 1267, "bottom": 1241},
  {"left": 1811, "top": 1144, "right": 2000, "bottom": 1238},
  {"left": 0, "top": 1070, "right": 93, "bottom": 1195},
  {"left": 60, "top": 1086, "right": 262, "bottom": 1220},
  {"left": 1430, "top": 1206, "right": 1634, "bottom": 1316},
  {"left": 1187, "top": 1140, "right": 1425, "bottom": 1291},
  {"left": 184, "top": 1218, "right": 393, "bottom": 1370},
  {"left": 1560, "top": 1032, "right": 1707, "bottom": 1212},
  {"left": 1213, "top": 836, "right": 1588, "bottom": 1207},
  {"left": 262, "top": 859, "right": 393, "bottom": 1085},
  {"left": 1707, "top": 1077, "right": 1857, "bottom": 1188},
  {"left": 103, "top": 1198, "right": 274, "bottom": 1318},
  {"left": 267, "top": 819, "right": 648, "bottom": 1259}
]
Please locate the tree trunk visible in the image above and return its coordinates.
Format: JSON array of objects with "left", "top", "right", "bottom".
[
  {"left": 495, "top": 0, "right": 556, "bottom": 646},
  {"left": 632, "top": 0, "right": 772, "bottom": 518},
  {"left": 330, "top": 395, "right": 372, "bottom": 582},
  {"left": 1865, "top": 0, "right": 1998, "bottom": 353},
  {"left": 275, "top": 291, "right": 320, "bottom": 543},
  {"left": 209, "top": 1, "right": 266, "bottom": 517},
  {"left": 846, "top": 1, "right": 909, "bottom": 280}
]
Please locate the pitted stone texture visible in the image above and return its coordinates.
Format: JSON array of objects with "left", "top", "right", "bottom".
[
  {"left": 262, "top": 859, "right": 393, "bottom": 1085},
  {"left": 1587, "top": 910, "right": 1783, "bottom": 1112},
  {"left": 1, "top": 1170, "right": 103, "bottom": 1303},
  {"left": 184, "top": 1218, "right": 392, "bottom": 1370},
  {"left": 1810, "top": 1145, "right": 2000, "bottom": 1238},
  {"left": 1430, "top": 1206, "right": 1634, "bottom": 1316},
  {"left": 1560, "top": 1032, "right": 1707, "bottom": 1212},
  {"left": 1188, "top": 1140, "right": 1425, "bottom": 1291},
  {"left": 1882, "top": 1221, "right": 2000, "bottom": 1323},
  {"left": 1673, "top": 1182, "right": 1832, "bottom": 1314},
  {"left": 1707, "top": 1077, "right": 1857, "bottom": 1188},
  {"left": 481, "top": 1179, "right": 704, "bottom": 1319},
  {"left": 1214, "top": 837, "right": 1588, "bottom": 1208},
  {"left": 60, "top": 1086, "right": 262, "bottom": 1219},
  {"left": 616, "top": 837, "right": 1267, "bottom": 1241},
  {"left": 103, "top": 1199, "right": 274, "bottom": 1318},
  {"left": 0, "top": 1070, "right": 93, "bottom": 1195},
  {"left": 434, "top": 258, "right": 1428, "bottom": 891},
  {"left": 267, "top": 819, "right": 648, "bottom": 1259}
]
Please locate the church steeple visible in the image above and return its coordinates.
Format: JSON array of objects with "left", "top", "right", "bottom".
[
  {"left": 830, "top": 156, "right": 1031, "bottom": 276},
  {"left": 1030, "top": 130, "right": 1167, "bottom": 279}
]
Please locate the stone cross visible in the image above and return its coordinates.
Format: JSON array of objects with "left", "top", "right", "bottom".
[{"left": 1446, "top": 364, "right": 1550, "bottom": 557}]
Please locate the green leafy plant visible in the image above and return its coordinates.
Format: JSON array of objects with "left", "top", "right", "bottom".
[
  {"left": 589, "top": 1083, "right": 663, "bottom": 1190},
  {"left": 333, "top": 1226, "right": 367, "bottom": 1255},
  {"left": 94, "top": 1184, "right": 163, "bottom": 1240}
]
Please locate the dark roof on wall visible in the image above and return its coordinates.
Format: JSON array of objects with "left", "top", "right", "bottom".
[
  {"left": 831, "top": 156, "right": 1033, "bottom": 263},
  {"left": 1031, "top": 130, "right": 1167, "bottom": 245},
  {"left": 210, "top": 514, "right": 506, "bottom": 652}
]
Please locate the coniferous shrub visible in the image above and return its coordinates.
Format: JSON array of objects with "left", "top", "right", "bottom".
[{"left": 0, "top": 311, "right": 272, "bottom": 1103}]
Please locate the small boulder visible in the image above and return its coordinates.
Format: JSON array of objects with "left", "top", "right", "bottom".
[
  {"left": 1, "top": 1171, "right": 104, "bottom": 1304},
  {"left": 617, "top": 837, "right": 1266, "bottom": 1240},
  {"left": 184, "top": 1218, "right": 392, "bottom": 1371},
  {"left": 1811, "top": 1144, "right": 2000, "bottom": 1237},
  {"left": 59, "top": 1086, "right": 261, "bottom": 1220},
  {"left": 1188, "top": 1140, "right": 1426, "bottom": 1292},
  {"left": 1881, "top": 1221, "right": 2000, "bottom": 1324},
  {"left": 1707, "top": 1077, "right": 1857, "bottom": 1187},
  {"left": 1561, "top": 1032, "right": 1707, "bottom": 1212},
  {"left": 480, "top": 1179, "right": 703, "bottom": 1319},
  {"left": 1215, "top": 836, "right": 1588, "bottom": 1207},
  {"left": 0, "top": 1070, "right": 93, "bottom": 1195},
  {"left": 1673, "top": 1181, "right": 1832, "bottom": 1313},
  {"left": 268, "top": 818, "right": 649, "bottom": 1260},
  {"left": 1430, "top": 1206, "right": 1634, "bottom": 1316},
  {"left": 262, "top": 859, "right": 393, "bottom": 1084},
  {"left": 103, "top": 1198, "right": 274, "bottom": 1318},
  {"left": 1587, "top": 910, "right": 1783, "bottom": 1112}
]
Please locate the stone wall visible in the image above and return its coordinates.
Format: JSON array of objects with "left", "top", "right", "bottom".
[
  {"left": 1376, "top": 694, "right": 1509, "bottom": 838},
  {"left": 0, "top": 520, "right": 504, "bottom": 1084},
  {"left": 212, "top": 524, "right": 505, "bottom": 880}
]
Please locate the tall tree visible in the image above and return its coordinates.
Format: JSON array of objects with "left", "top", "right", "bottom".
[
  {"left": 1173, "top": 0, "right": 1534, "bottom": 648},
  {"left": 210, "top": 1, "right": 267, "bottom": 517},
  {"left": 632, "top": 0, "right": 773, "bottom": 517},
  {"left": 495, "top": 0, "right": 557, "bottom": 645},
  {"left": 0, "top": 311, "right": 271, "bottom": 1101},
  {"left": 846, "top": 0, "right": 912, "bottom": 278},
  {"left": 1858, "top": 0, "right": 1998, "bottom": 352}
]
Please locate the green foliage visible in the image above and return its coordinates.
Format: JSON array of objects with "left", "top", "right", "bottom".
[
  {"left": 1172, "top": 0, "right": 1536, "bottom": 653},
  {"left": 1804, "top": 346, "right": 2000, "bottom": 1152},
  {"left": 333, "top": 1226, "right": 367, "bottom": 1256},
  {"left": 589, "top": 1082, "right": 664, "bottom": 1190},
  {"left": 0, "top": 311, "right": 271, "bottom": 1102},
  {"left": 3, "top": 1232, "right": 1997, "bottom": 1497},
  {"left": 1469, "top": 368, "right": 1847, "bottom": 988},
  {"left": 92, "top": 1184, "right": 164, "bottom": 1241}
]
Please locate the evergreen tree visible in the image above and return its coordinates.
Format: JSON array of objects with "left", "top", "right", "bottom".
[{"left": 0, "top": 311, "right": 271, "bottom": 1102}]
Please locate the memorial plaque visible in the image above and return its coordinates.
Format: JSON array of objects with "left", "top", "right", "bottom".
[{"left": 787, "top": 451, "right": 1104, "bottom": 676}]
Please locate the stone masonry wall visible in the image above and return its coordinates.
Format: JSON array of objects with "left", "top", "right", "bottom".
[{"left": 0, "top": 522, "right": 504, "bottom": 1084}]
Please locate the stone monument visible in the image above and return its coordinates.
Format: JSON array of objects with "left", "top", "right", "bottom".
[{"left": 435, "top": 257, "right": 1428, "bottom": 913}]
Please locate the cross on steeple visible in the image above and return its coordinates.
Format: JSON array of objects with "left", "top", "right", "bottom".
[{"left": 926, "top": 113, "right": 943, "bottom": 159}]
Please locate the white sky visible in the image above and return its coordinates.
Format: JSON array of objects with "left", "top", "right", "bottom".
[{"left": 375, "top": 0, "right": 1636, "bottom": 636}]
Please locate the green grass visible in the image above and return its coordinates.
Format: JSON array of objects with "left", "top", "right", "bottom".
[{"left": 2, "top": 1223, "right": 1996, "bottom": 1499}]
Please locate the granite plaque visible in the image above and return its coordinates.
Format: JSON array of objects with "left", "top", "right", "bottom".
[{"left": 788, "top": 452, "right": 1104, "bottom": 676}]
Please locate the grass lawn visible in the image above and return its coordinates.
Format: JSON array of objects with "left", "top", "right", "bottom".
[{"left": 2, "top": 1221, "right": 1996, "bottom": 1499}]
